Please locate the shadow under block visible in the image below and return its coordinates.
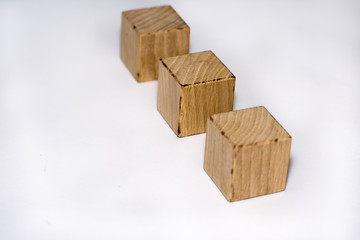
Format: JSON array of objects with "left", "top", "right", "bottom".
[
  {"left": 203, "top": 106, "right": 292, "bottom": 202},
  {"left": 120, "top": 5, "right": 190, "bottom": 82},
  {"left": 157, "top": 51, "right": 236, "bottom": 137}
]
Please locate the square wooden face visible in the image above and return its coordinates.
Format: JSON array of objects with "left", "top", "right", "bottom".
[{"left": 178, "top": 79, "right": 235, "bottom": 137}]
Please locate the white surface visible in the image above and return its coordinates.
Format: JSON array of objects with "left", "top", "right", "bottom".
[{"left": 1, "top": 0, "right": 359, "bottom": 239}]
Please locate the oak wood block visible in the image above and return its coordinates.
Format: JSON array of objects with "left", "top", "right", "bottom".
[
  {"left": 157, "top": 51, "right": 235, "bottom": 137},
  {"left": 120, "top": 5, "right": 190, "bottom": 82},
  {"left": 204, "top": 106, "right": 292, "bottom": 202}
]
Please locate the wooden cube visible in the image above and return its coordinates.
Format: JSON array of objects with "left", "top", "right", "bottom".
[
  {"left": 120, "top": 5, "right": 190, "bottom": 82},
  {"left": 157, "top": 51, "right": 235, "bottom": 137},
  {"left": 204, "top": 106, "right": 292, "bottom": 202}
]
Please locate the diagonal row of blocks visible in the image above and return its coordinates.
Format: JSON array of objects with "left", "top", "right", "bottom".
[{"left": 121, "top": 5, "right": 292, "bottom": 202}]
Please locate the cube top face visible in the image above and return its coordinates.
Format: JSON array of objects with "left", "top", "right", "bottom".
[
  {"left": 122, "top": 5, "right": 189, "bottom": 35},
  {"left": 161, "top": 51, "right": 234, "bottom": 86},
  {"left": 211, "top": 106, "right": 291, "bottom": 146}
]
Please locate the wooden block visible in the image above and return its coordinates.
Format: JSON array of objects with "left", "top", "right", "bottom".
[
  {"left": 157, "top": 51, "right": 235, "bottom": 137},
  {"left": 203, "top": 106, "right": 292, "bottom": 202},
  {"left": 120, "top": 5, "right": 190, "bottom": 82}
]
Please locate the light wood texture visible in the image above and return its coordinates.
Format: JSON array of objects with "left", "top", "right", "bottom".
[
  {"left": 204, "top": 117, "right": 234, "bottom": 198},
  {"left": 121, "top": 5, "right": 190, "bottom": 82},
  {"left": 157, "top": 60, "right": 181, "bottom": 135},
  {"left": 120, "top": 11, "right": 138, "bottom": 79},
  {"left": 157, "top": 51, "right": 235, "bottom": 137},
  {"left": 162, "top": 50, "right": 234, "bottom": 85},
  {"left": 204, "top": 106, "right": 292, "bottom": 202}
]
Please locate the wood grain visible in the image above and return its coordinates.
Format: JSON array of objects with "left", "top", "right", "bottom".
[
  {"left": 161, "top": 51, "right": 234, "bottom": 85},
  {"left": 157, "top": 51, "right": 235, "bottom": 137},
  {"left": 203, "top": 106, "right": 292, "bottom": 202},
  {"left": 157, "top": 60, "right": 181, "bottom": 134},
  {"left": 121, "top": 5, "right": 190, "bottom": 82},
  {"left": 211, "top": 106, "right": 291, "bottom": 146},
  {"left": 123, "top": 5, "right": 188, "bottom": 34},
  {"left": 179, "top": 79, "right": 235, "bottom": 136},
  {"left": 120, "top": 12, "right": 138, "bottom": 80},
  {"left": 204, "top": 116, "right": 234, "bottom": 200}
]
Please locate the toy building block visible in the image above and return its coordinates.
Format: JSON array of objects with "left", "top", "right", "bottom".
[
  {"left": 203, "top": 106, "right": 292, "bottom": 202},
  {"left": 157, "top": 51, "right": 235, "bottom": 137},
  {"left": 120, "top": 5, "right": 190, "bottom": 82}
]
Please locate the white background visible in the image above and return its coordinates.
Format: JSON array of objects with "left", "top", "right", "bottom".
[{"left": 1, "top": 0, "right": 359, "bottom": 239}]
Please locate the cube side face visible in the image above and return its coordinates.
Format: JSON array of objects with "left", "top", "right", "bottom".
[
  {"left": 157, "top": 62, "right": 181, "bottom": 135},
  {"left": 120, "top": 13, "right": 139, "bottom": 80},
  {"left": 138, "top": 28, "right": 190, "bottom": 82},
  {"left": 178, "top": 78, "right": 235, "bottom": 137},
  {"left": 230, "top": 138, "right": 292, "bottom": 201},
  {"left": 204, "top": 118, "right": 234, "bottom": 201}
]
